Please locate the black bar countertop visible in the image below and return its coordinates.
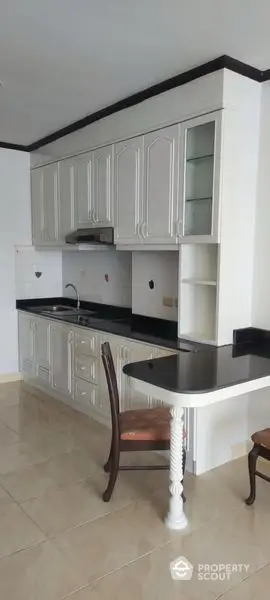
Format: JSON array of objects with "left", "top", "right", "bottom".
[
  {"left": 17, "top": 297, "right": 191, "bottom": 351},
  {"left": 123, "top": 328, "right": 270, "bottom": 394}
]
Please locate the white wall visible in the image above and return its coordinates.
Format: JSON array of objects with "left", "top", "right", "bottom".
[
  {"left": 132, "top": 251, "right": 178, "bottom": 320},
  {"left": 0, "top": 150, "right": 31, "bottom": 375},
  {"left": 62, "top": 250, "right": 132, "bottom": 307},
  {"left": 252, "top": 82, "right": 270, "bottom": 327},
  {"left": 15, "top": 246, "right": 62, "bottom": 299}
]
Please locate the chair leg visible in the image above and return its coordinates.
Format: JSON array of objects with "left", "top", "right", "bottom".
[
  {"left": 245, "top": 444, "right": 260, "bottom": 506},
  {"left": 103, "top": 449, "right": 120, "bottom": 502},
  {"left": 182, "top": 447, "right": 186, "bottom": 504},
  {"left": 104, "top": 441, "right": 113, "bottom": 473}
]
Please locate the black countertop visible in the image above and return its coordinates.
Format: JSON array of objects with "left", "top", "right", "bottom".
[
  {"left": 18, "top": 299, "right": 270, "bottom": 394},
  {"left": 17, "top": 297, "right": 195, "bottom": 351},
  {"left": 123, "top": 336, "right": 270, "bottom": 394}
]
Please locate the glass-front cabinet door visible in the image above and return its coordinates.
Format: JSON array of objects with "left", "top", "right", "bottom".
[{"left": 179, "top": 111, "right": 221, "bottom": 242}]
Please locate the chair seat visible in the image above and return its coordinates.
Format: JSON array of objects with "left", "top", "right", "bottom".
[
  {"left": 120, "top": 407, "right": 171, "bottom": 441},
  {"left": 252, "top": 428, "right": 270, "bottom": 449}
]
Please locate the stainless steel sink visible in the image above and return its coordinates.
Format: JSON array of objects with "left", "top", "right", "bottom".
[{"left": 31, "top": 305, "right": 98, "bottom": 317}]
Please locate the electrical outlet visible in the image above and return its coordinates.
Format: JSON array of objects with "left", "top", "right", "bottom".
[{"left": 163, "top": 296, "right": 174, "bottom": 307}]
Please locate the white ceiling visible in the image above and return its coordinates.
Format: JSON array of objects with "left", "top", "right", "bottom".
[{"left": 1, "top": 0, "right": 270, "bottom": 146}]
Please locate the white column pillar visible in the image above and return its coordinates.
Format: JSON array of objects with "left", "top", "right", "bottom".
[{"left": 165, "top": 405, "right": 188, "bottom": 531}]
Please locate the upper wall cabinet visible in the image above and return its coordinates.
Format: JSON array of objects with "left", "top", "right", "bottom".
[
  {"left": 31, "top": 163, "right": 59, "bottom": 245},
  {"left": 179, "top": 112, "right": 222, "bottom": 243},
  {"left": 74, "top": 151, "right": 94, "bottom": 227},
  {"left": 93, "top": 145, "right": 114, "bottom": 226},
  {"left": 114, "top": 137, "right": 144, "bottom": 245},
  {"left": 58, "top": 158, "right": 76, "bottom": 242},
  {"left": 143, "top": 125, "right": 179, "bottom": 245}
]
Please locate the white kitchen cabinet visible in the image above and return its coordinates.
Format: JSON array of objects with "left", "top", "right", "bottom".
[
  {"left": 34, "top": 317, "right": 51, "bottom": 385},
  {"left": 51, "top": 322, "right": 73, "bottom": 400},
  {"left": 93, "top": 145, "right": 114, "bottom": 225},
  {"left": 114, "top": 137, "right": 144, "bottom": 245},
  {"left": 142, "top": 125, "right": 180, "bottom": 245},
  {"left": 179, "top": 111, "right": 222, "bottom": 243},
  {"left": 18, "top": 312, "right": 35, "bottom": 377},
  {"left": 31, "top": 163, "right": 59, "bottom": 246},
  {"left": 58, "top": 158, "right": 76, "bottom": 242},
  {"left": 74, "top": 151, "right": 95, "bottom": 227}
]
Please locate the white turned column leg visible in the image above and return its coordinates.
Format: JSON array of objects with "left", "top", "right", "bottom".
[{"left": 165, "top": 405, "right": 188, "bottom": 531}]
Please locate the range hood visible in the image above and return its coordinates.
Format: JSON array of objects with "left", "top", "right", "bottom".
[{"left": 65, "top": 227, "right": 114, "bottom": 249}]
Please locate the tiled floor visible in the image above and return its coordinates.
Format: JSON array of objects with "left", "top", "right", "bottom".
[{"left": 0, "top": 382, "right": 269, "bottom": 599}]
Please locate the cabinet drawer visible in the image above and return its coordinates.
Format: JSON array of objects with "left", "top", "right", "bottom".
[
  {"left": 74, "top": 378, "right": 97, "bottom": 408},
  {"left": 74, "top": 355, "right": 98, "bottom": 384},
  {"left": 74, "top": 331, "right": 98, "bottom": 358}
]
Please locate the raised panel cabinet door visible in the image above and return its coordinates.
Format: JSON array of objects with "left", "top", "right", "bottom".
[
  {"left": 94, "top": 145, "right": 114, "bottom": 226},
  {"left": 58, "top": 158, "right": 76, "bottom": 241},
  {"left": 31, "top": 168, "right": 43, "bottom": 245},
  {"left": 114, "top": 137, "right": 143, "bottom": 245},
  {"left": 74, "top": 151, "right": 95, "bottom": 227},
  {"left": 18, "top": 313, "right": 35, "bottom": 376},
  {"left": 51, "top": 324, "right": 73, "bottom": 399},
  {"left": 35, "top": 318, "right": 51, "bottom": 385},
  {"left": 143, "top": 125, "right": 179, "bottom": 244},
  {"left": 42, "top": 163, "right": 59, "bottom": 243}
]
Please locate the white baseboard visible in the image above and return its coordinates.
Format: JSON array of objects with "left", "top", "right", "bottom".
[{"left": 0, "top": 372, "right": 22, "bottom": 384}]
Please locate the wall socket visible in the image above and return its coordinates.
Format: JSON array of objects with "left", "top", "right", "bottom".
[{"left": 163, "top": 296, "right": 174, "bottom": 307}]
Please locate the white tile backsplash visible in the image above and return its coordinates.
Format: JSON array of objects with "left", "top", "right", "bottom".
[
  {"left": 132, "top": 251, "right": 178, "bottom": 321},
  {"left": 15, "top": 246, "right": 63, "bottom": 299},
  {"left": 62, "top": 250, "right": 132, "bottom": 307}
]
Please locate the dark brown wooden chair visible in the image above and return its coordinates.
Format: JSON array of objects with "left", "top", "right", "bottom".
[
  {"left": 101, "top": 341, "right": 186, "bottom": 502},
  {"left": 245, "top": 428, "right": 270, "bottom": 505}
]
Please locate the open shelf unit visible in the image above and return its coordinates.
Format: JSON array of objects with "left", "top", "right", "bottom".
[{"left": 179, "top": 244, "right": 219, "bottom": 344}]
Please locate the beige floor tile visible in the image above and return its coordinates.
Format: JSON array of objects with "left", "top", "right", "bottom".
[
  {"left": 54, "top": 498, "right": 171, "bottom": 586},
  {"left": 0, "top": 502, "right": 45, "bottom": 558},
  {"left": 0, "top": 540, "right": 83, "bottom": 600},
  {"left": 0, "top": 441, "right": 45, "bottom": 475},
  {"left": 29, "top": 428, "right": 82, "bottom": 460},
  {"left": 22, "top": 478, "right": 123, "bottom": 535},
  {"left": 44, "top": 448, "right": 100, "bottom": 486},
  {"left": 217, "top": 563, "right": 270, "bottom": 599},
  {"left": 1, "top": 459, "right": 58, "bottom": 502},
  {"left": 69, "top": 543, "right": 218, "bottom": 600},
  {"left": 0, "top": 401, "right": 73, "bottom": 438},
  {"left": 21, "top": 464, "right": 168, "bottom": 536},
  {"left": 0, "top": 484, "right": 13, "bottom": 507},
  {"left": 0, "top": 382, "right": 25, "bottom": 407},
  {"left": 163, "top": 506, "right": 270, "bottom": 597},
  {"left": 0, "top": 421, "right": 20, "bottom": 446}
]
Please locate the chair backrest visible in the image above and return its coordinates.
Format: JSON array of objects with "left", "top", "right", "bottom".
[{"left": 101, "top": 342, "right": 120, "bottom": 435}]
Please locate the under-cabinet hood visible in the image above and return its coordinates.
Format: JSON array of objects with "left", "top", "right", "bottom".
[{"left": 65, "top": 227, "right": 114, "bottom": 249}]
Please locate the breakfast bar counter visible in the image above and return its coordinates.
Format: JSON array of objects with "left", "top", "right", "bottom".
[{"left": 123, "top": 333, "right": 270, "bottom": 531}]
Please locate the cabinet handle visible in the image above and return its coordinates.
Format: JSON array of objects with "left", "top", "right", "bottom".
[
  {"left": 141, "top": 222, "right": 147, "bottom": 238},
  {"left": 80, "top": 340, "right": 86, "bottom": 345},
  {"left": 81, "top": 391, "right": 87, "bottom": 396},
  {"left": 80, "top": 366, "right": 86, "bottom": 371}
]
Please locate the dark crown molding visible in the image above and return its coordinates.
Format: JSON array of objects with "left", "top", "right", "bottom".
[
  {"left": 1, "top": 55, "right": 269, "bottom": 153},
  {"left": 0, "top": 141, "right": 28, "bottom": 152}
]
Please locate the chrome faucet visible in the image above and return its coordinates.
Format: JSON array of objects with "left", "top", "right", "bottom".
[{"left": 65, "top": 283, "right": 80, "bottom": 310}]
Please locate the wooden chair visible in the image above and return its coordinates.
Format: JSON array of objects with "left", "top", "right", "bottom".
[
  {"left": 101, "top": 341, "right": 186, "bottom": 502},
  {"left": 245, "top": 428, "right": 270, "bottom": 505}
]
